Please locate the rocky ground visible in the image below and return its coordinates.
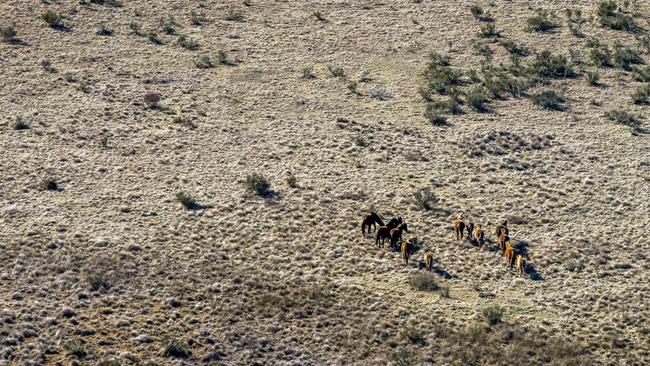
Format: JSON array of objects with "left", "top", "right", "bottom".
[{"left": 1, "top": 0, "right": 649, "bottom": 365}]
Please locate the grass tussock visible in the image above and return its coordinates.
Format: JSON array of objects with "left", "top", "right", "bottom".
[{"left": 244, "top": 173, "right": 271, "bottom": 196}]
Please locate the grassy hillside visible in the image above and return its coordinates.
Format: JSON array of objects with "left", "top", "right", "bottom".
[{"left": 1, "top": 0, "right": 649, "bottom": 364}]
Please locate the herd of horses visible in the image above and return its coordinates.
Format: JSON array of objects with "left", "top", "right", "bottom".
[{"left": 362, "top": 212, "right": 528, "bottom": 275}]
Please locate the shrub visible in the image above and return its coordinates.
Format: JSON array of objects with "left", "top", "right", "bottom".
[
  {"left": 530, "top": 90, "right": 565, "bottom": 111},
  {"left": 606, "top": 109, "right": 641, "bottom": 128},
  {"left": 423, "top": 53, "right": 462, "bottom": 96},
  {"left": 217, "top": 50, "right": 234, "bottom": 65},
  {"left": 470, "top": 5, "right": 491, "bottom": 21},
  {"left": 161, "top": 17, "right": 178, "bottom": 35},
  {"left": 586, "top": 71, "right": 600, "bottom": 86},
  {"left": 400, "top": 326, "right": 425, "bottom": 345},
  {"left": 413, "top": 187, "right": 439, "bottom": 210},
  {"left": 432, "top": 98, "right": 463, "bottom": 115},
  {"left": 312, "top": 11, "right": 326, "bottom": 21},
  {"left": 302, "top": 66, "right": 315, "bottom": 79},
  {"left": 177, "top": 35, "right": 199, "bottom": 50},
  {"left": 194, "top": 55, "right": 213, "bottom": 69},
  {"left": 162, "top": 338, "right": 190, "bottom": 358},
  {"left": 286, "top": 173, "right": 298, "bottom": 188},
  {"left": 526, "top": 11, "right": 558, "bottom": 32},
  {"left": 96, "top": 25, "right": 113, "bottom": 36},
  {"left": 63, "top": 340, "right": 87, "bottom": 358},
  {"left": 148, "top": 32, "right": 162, "bottom": 45},
  {"left": 347, "top": 81, "right": 360, "bottom": 95},
  {"left": 408, "top": 272, "right": 438, "bottom": 292},
  {"left": 589, "top": 45, "right": 612, "bottom": 67},
  {"left": 1, "top": 26, "right": 17, "bottom": 43},
  {"left": 527, "top": 50, "right": 574, "bottom": 80},
  {"left": 328, "top": 65, "right": 345, "bottom": 77},
  {"left": 479, "top": 23, "right": 499, "bottom": 38},
  {"left": 597, "top": 0, "right": 636, "bottom": 32},
  {"left": 482, "top": 306, "right": 504, "bottom": 325},
  {"left": 499, "top": 39, "right": 529, "bottom": 56},
  {"left": 41, "top": 179, "right": 60, "bottom": 191},
  {"left": 89, "top": 0, "right": 122, "bottom": 6},
  {"left": 631, "top": 84, "right": 650, "bottom": 104},
  {"left": 191, "top": 10, "right": 206, "bottom": 25},
  {"left": 439, "top": 285, "right": 450, "bottom": 298},
  {"left": 40, "top": 59, "right": 55, "bottom": 72},
  {"left": 466, "top": 85, "right": 489, "bottom": 112},
  {"left": 612, "top": 43, "right": 643, "bottom": 70},
  {"left": 143, "top": 92, "right": 161, "bottom": 107},
  {"left": 354, "top": 135, "right": 368, "bottom": 147},
  {"left": 41, "top": 10, "right": 64, "bottom": 29},
  {"left": 424, "top": 104, "right": 449, "bottom": 126},
  {"left": 129, "top": 22, "right": 143, "bottom": 36},
  {"left": 176, "top": 192, "right": 201, "bottom": 210},
  {"left": 13, "top": 117, "right": 29, "bottom": 130},
  {"left": 482, "top": 72, "right": 528, "bottom": 98},
  {"left": 245, "top": 173, "right": 271, "bottom": 196},
  {"left": 225, "top": 13, "right": 245, "bottom": 22},
  {"left": 633, "top": 66, "right": 650, "bottom": 82}
]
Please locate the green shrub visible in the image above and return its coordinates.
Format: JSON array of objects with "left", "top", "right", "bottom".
[
  {"left": 408, "top": 272, "right": 438, "bottom": 291},
  {"left": 482, "top": 306, "right": 504, "bottom": 325},
  {"left": 63, "top": 340, "right": 87, "bottom": 358},
  {"left": 530, "top": 90, "right": 565, "bottom": 111},
  {"left": 176, "top": 192, "right": 201, "bottom": 210},
  {"left": 162, "top": 338, "right": 190, "bottom": 358},
  {"left": 597, "top": 0, "right": 636, "bottom": 32},
  {"left": 286, "top": 173, "right": 298, "bottom": 188},
  {"left": 96, "top": 25, "right": 113, "bottom": 36},
  {"left": 423, "top": 53, "right": 462, "bottom": 96},
  {"left": 526, "top": 11, "right": 558, "bottom": 32},
  {"left": 466, "top": 85, "right": 489, "bottom": 112},
  {"left": 328, "top": 65, "right": 345, "bottom": 77},
  {"left": 191, "top": 10, "right": 205, "bottom": 25},
  {"left": 177, "top": 35, "right": 199, "bottom": 50},
  {"left": 400, "top": 326, "right": 425, "bottom": 345},
  {"left": 194, "top": 55, "right": 213, "bottom": 68},
  {"left": 479, "top": 23, "right": 499, "bottom": 38},
  {"left": 586, "top": 71, "right": 600, "bottom": 86},
  {"left": 632, "top": 66, "right": 650, "bottom": 82},
  {"left": 413, "top": 187, "right": 439, "bottom": 210},
  {"left": 245, "top": 173, "right": 271, "bottom": 196},
  {"left": 1, "top": 26, "right": 17, "bottom": 43},
  {"left": 424, "top": 104, "right": 449, "bottom": 126},
  {"left": 41, "top": 10, "right": 64, "bottom": 29},
  {"left": 148, "top": 32, "right": 162, "bottom": 45},
  {"left": 612, "top": 43, "right": 643, "bottom": 70},
  {"left": 589, "top": 45, "right": 612, "bottom": 67},
  {"left": 499, "top": 39, "right": 529, "bottom": 56},
  {"left": 13, "top": 117, "right": 29, "bottom": 130},
  {"left": 41, "top": 179, "right": 60, "bottom": 191},
  {"left": 606, "top": 109, "right": 641, "bottom": 128},
  {"left": 527, "top": 50, "right": 574, "bottom": 80},
  {"left": 631, "top": 84, "right": 650, "bottom": 104}
]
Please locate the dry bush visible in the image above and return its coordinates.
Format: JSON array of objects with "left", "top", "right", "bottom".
[
  {"left": 409, "top": 272, "right": 438, "bottom": 292},
  {"left": 530, "top": 89, "right": 566, "bottom": 111},
  {"left": 597, "top": 0, "right": 636, "bottom": 32},
  {"left": 244, "top": 173, "right": 271, "bottom": 196},
  {"left": 41, "top": 10, "right": 65, "bottom": 29},
  {"left": 526, "top": 10, "right": 558, "bottom": 32}
]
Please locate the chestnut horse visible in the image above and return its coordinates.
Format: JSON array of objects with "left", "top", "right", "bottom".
[
  {"left": 375, "top": 217, "right": 402, "bottom": 247},
  {"left": 423, "top": 252, "right": 434, "bottom": 271},
  {"left": 401, "top": 237, "right": 415, "bottom": 265}
]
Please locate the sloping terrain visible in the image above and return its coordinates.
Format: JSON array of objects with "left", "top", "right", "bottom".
[{"left": 1, "top": 1, "right": 649, "bottom": 365}]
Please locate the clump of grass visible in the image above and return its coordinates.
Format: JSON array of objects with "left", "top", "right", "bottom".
[
  {"left": 129, "top": 22, "right": 143, "bottom": 36},
  {"left": 597, "top": 0, "right": 636, "bottom": 32},
  {"left": 530, "top": 89, "right": 566, "bottom": 111},
  {"left": 176, "top": 192, "right": 201, "bottom": 210},
  {"left": 586, "top": 71, "right": 600, "bottom": 86},
  {"left": 161, "top": 17, "right": 178, "bottom": 35},
  {"left": 409, "top": 272, "right": 439, "bottom": 291},
  {"left": 96, "top": 25, "right": 113, "bottom": 36},
  {"left": 41, "top": 10, "right": 65, "bottom": 29},
  {"left": 479, "top": 23, "right": 499, "bottom": 38},
  {"left": 438, "top": 285, "right": 450, "bottom": 298},
  {"left": 41, "top": 179, "right": 60, "bottom": 191},
  {"left": 191, "top": 10, "right": 206, "bottom": 25},
  {"left": 1, "top": 26, "right": 17, "bottom": 43},
  {"left": 588, "top": 44, "right": 612, "bottom": 67},
  {"left": 162, "top": 338, "right": 190, "bottom": 358},
  {"left": 400, "top": 326, "right": 425, "bottom": 346},
  {"left": 631, "top": 84, "right": 650, "bottom": 104},
  {"left": 413, "top": 187, "right": 439, "bottom": 210},
  {"left": 312, "top": 11, "right": 326, "bottom": 21},
  {"left": 470, "top": 5, "right": 492, "bottom": 22},
  {"left": 606, "top": 109, "right": 641, "bottom": 129},
  {"left": 100, "top": 135, "right": 109, "bottom": 148},
  {"left": 526, "top": 50, "right": 574, "bottom": 80},
  {"left": 13, "top": 117, "right": 29, "bottom": 130},
  {"left": 302, "top": 66, "right": 316, "bottom": 79},
  {"left": 499, "top": 39, "right": 529, "bottom": 57},
  {"left": 612, "top": 43, "right": 643, "bottom": 70},
  {"left": 347, "top": 81, "right": 361, "bottom": 95},
  {"left": 245, "top": 173, "right": 271, "bottom": 196},
  {"left": 177, "top": 35, "right": 199, "bottom": 50},
  {"left": 286, "top": 172, "right": 298, "bottom": 188},
  {"left": 143, "top": 92, "right": 161, "bottom": 108},
  {"left": 148, "top": 32, "right": 163, "bottom": 45},
  {"left": 632, "top": 66, "right": 650, "bottom": 82},
  {"left": 328, "top": 65, "right": 345, "bottom": 77},
  {"left": 63, "top": 340, "right": 87, "bottom": 358},
  {"left": 482, "top": 306, "right": 504, "bottom": 325},
  {"left": 194, "top": 55, "right": 213, "bottom": 69},
  {"left": 424, "top": 104, "right": 449, "bottom": 126},
  {"left": 217, "top": 50, "right": 234, "bottom": 65},
  {"left": 466, "top": 85, "right": 489, "bottom": 112},
  {"left": 526, "top": 10, "right": 558, "bottom": 32}
]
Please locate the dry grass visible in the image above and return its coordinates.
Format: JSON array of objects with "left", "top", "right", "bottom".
[{"left": 1, "top": 0, "right": 649, "bottom": 364}]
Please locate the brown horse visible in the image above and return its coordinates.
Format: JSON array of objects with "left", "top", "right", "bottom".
[
  {"left": 390, "top": 223, "right": 409, "bottom": 249},
  {"left": 423, "top": 252, "right": 434, "bottom": 271},
  {"left": 497, "top": 232, "right": 509, "bottom": 253},
  {"left": 401, "top": 237, "right": 415, "bottom": 265},
  {"left": 375, "top": 217, "right": 402, "bottom": 247},
  {"left": 474, "top": 225, "right": 485, "bottom": 248},
  {"left": 495, "top": 220, "right": 509, "bottom": 238},
  {"left": 504, "top": 242, "right": 517, "bottom": 269},
  {"left": 516, "top": 255, "right": 526, "bottom": 275},
  {"left": 466, "top": 219, "right": 475, "bottom": 242},
  {"left": 453, "top": 214, "right": 465, "bottom": 240},
  {"left": 361, "top": 211, "right": 384, "bottom": 237}
]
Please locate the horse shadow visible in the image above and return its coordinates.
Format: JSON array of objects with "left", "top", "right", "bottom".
[
  {"left": 513, "top": 240, "right": 530, "bottom": 257},
  {"left": 526, "top": 264, "right": 544, "bottom": 281},
  {"left": 416, "top": 260, "right": 454, "bottom": 279}
]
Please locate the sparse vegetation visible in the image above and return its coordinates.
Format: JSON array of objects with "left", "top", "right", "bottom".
[
  {"left": 245, "top": 173, "right": 271, "bottom": 196},
  {"left": 1, "top": 26, "right": 17, "bottom": 43},
  {"left": 479, "top": 23, "right": 499, "bottom": 38},
  {"left": 526, "top": 10, "right": 558, "bottom": 32},
  {"left": 586, "top": 71, "right": 600, "bottom": 86},
  {"left": 631, "top": 84, "right": 650, "bottom": 104},
  {"left": 481, "top": 306, "right": 504, "bottom": 325},
  {"left": 328, "top": 65, "right": 345, "bottom": 77},
  {"left": 162, "top": 338, "right": 190, "bottom": 358},
  {"left": 191, "top": 10, "right": 206, "bottom": 25},
  {"left": 612, "top": 43, "right": 643, "bottom": 70},
  {"left": 413, "top": 187, "right": 439, "bottom": 210},
  {"left": 41, "top": 10, "right": 65, "bottom": 29},
  {"left": 527, "top": 50, "right": 574, "bottom": 80},
  {"left": 194, "top": 55, "right": 213, "bottom": 69},
  {"left": 499, "top": 39, "right": 529, "bottom": 56},
  {"left": 466, "top": 85, "right": 489, "bottom": 112},
  {"left": 286, "top": 173, "right": 298, "bottom": 188},
  {"left": 408, "top": 272, "right": 439, "bottom": 292},
  {"left": 530, "top": 89, "right": 566, "bottom": 111},
  {"left": 63, "top": 340, "right": 87, "bottom": 358},
  {"left": 148, "top": 32, "right": 162, "bottom": 45},
  {"left": 597, "top": 0, "right": 636, "bottom": 32},
  {"left": 177, "top": 35, "right": 199, "bottom": 50},
  {"left": 607, "top": 109, "right": 642, "bottom": 130}
]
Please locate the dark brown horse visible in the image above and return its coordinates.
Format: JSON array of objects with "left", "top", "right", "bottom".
[
  {"left": 466, "top": 219, "right": 475, "bottom": 242},
  {"left": 390, "top": 223, "right": 409, "bottom": 249},
  {"left": 375, "top": 217, "right": 402, "bottom": 247},
  {"left": 361, "top": 211, "right": 384, "bottom": 237},
  {"left": 453, "top": 214, "right": 465, "bottom": 240},
  {"left": 495, "top": 220, "right": 509, "bottom": 238}
]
